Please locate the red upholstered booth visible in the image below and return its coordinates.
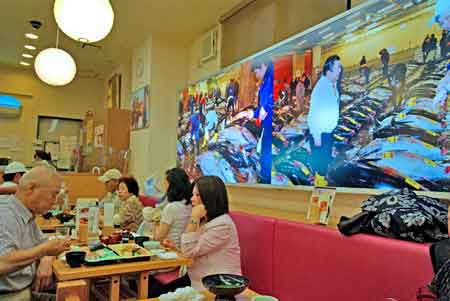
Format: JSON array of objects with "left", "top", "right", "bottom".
[
  {"left": 231, "top": 212, "right": 276, "bottom": 295},
  {"left": 230, "top": 212, "right": 433, "bottom": 301},
  {"left": 139, "top": 195, "right": 157, "bottom": 207}
]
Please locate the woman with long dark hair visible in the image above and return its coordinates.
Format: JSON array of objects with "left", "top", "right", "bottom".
[{"left": 153, "top": 168, "right": 192, "bottom": 249}]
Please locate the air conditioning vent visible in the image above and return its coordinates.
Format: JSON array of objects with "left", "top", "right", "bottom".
[
  {"left": 0, "top": 95, "right": 22, "bottom": 118},
  {"left": 200, "top": 30, "right": 217, "bottom": 63}
]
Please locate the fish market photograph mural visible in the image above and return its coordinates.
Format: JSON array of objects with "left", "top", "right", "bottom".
[{"left": 177, "top": 0, "right": 450, "bottom": 192}]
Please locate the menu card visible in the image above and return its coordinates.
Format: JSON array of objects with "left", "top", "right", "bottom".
[{"left": 307, "top": 187, "right": 336, "bottom": 225}]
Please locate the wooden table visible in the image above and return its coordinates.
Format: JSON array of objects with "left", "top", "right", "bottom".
[
  {"left": 147, "top": 289, "right": 258, "bottom": 300},
  {"left": 53, "top": 254, "right": 192, "bottom": 301}
]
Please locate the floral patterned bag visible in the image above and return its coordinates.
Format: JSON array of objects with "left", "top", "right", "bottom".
[{"left": 361, "top": 189, "right": 448, "bottom": 243}]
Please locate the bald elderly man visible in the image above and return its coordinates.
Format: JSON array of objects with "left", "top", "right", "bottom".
[{"left": 0, "top": 165, "right": 70, "bottom": 300}]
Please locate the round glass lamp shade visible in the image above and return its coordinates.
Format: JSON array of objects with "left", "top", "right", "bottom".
[
  {"left": 34, "top": 48, "right": 77, "bottom": 86},
  {"left": 54, "top": 0, "right": 114, "bottom": 43}
]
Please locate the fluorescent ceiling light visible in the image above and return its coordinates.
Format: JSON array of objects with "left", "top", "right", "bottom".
[
  {"left": 323, "top": 32, "right": 334, "bottom": 40},
  {"left": 297, "top": 39, "right": 307, "bottom": 46},
  {"left": 372, "top": 16, "right": 382, "bottom": 22},
  {"left": 346, "top": 20, "right": 362, "bottom": 29},
  {"left": 347, "top": 11, "right": 361, "bottom": 20},
  {"left": 25, "top": 33, "right": 39, "bottom": 39},
  {"left": 318, "top": 26, "right": 332, "bottom": 35},
  {"left": 24, "top": 45, "right": 37, "bottom": 50},
  {"left": 22, "top": 53, "right": 33, "bottom": 58},
  {"left": 19, "top": 61, "right": 30, "bottom": 66},
  {"left": 403, "top": 2, "right": 414, "bottom": 9},
  {"left": 343, "top": 33, "right": 354, "bottom": 40},
  {"left": 378, "top": 3, "right": 396, "bottom": 14},
  {"left": 366, "top": 22, "right": 378, "bottom": 30},
  {"left": 345, "top": 36, "right": 358, "bottom": 43}
]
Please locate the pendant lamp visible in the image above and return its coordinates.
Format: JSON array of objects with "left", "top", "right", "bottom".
[
  {"left": 54, "top": 0, "right": 114, "bottom": 43},
  {"left": 34, "top": 30, "right": 76, "bottom": 86}
]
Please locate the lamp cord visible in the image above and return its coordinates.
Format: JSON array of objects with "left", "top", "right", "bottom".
[{"left": 56, "top": 28, "right": 59, "bottom": 49}]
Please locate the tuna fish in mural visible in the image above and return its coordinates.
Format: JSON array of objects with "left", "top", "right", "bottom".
[
  {"left": 362, "top": 151, "right": 450, "bottom": 191},
  {"left": 217, "top": 126, "right": 257, "bottom": 149},
  {"left": 196, "top": 151, "right": 237, "bottom": 183},
  {"left": 357, "top": 136, "right": 447, "bottom": 161}
]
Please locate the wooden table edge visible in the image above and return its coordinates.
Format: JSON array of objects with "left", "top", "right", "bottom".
[{"left": 53, "top": 257, "right": 193, "bottom": 281}]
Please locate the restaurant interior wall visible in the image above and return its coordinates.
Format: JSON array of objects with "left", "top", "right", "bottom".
[
  {"left": 0, "top": 64, "right": 104, "bottom": 166},
  {"left": 188, "top": 25, "right": 222, "bottom": 83},
  {"left": 124, "top": 35, "right": 188, "bottom": 185}
]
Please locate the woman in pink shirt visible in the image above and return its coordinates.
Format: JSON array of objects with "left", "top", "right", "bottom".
[{"left": 181, "top": 175, "right": 242, "bottom": 290}]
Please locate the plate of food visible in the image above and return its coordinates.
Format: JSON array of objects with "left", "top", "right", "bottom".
[{"left": 107, "top": 243, "right": 152, "bottom": 263}]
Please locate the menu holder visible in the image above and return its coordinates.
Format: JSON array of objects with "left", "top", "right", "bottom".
[{"left": 306, "top": 187, "right": 336, "bottom": 225}]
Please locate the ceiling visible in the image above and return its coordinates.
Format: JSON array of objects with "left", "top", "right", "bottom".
[{"left": 0, "top": 0, "right": 243, "bottom": 79}]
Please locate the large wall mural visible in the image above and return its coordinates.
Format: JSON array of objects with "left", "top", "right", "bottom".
[{"left": 177, "top": 0, "right": 450, "bottom": 191}]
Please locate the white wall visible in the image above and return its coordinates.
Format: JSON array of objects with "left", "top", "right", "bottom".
[
  {"left": 188, "top": 25, "right": 222, "bottom": 83},
  {"left": 125, "top": 35, "right": 188, "bottom": 186}
]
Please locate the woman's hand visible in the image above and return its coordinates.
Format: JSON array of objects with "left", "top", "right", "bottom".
[
  {"left": 191, "top": 204, "right": 206, "bottom": 220},
  {"left": 162, "top": 239, "right": 176, "bottom": 249}
]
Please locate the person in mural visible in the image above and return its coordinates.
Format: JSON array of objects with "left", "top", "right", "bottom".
[
  {"left": 390, "top": 63, "right": 407, "bottom": 109},
  {"left": 225, "top": 79, "right": 238, "bottom": 121},
  {"left": 189, "top": 105, "right": 201, "bottom": 157},
  {"left": 278, "top": 80, "right": 289, "bottom": 107},
  {"left": 296, "top": 75, "right": 305, "bottom": 113},
  {"left": 379, "top": 48, "right": 390, "bottom": 79},
  {"left": 202, "top": 105, "right": 218, "bottom": 148},
  {"left": 199, "top": 92, "right": 206, "bottom": 116},
  {"left": 290, "top": 73, "right": 300, "bottom": 106},
  {"left": 250, "top": 58, "right": 274, "bottom": 184},
  {"left": 212, "top": 85, "right": 221, "bottom": 106},
  {"left": 433, "top": 62, "right": 450, "bottom": 112},
  {"left": 359, "top": 56, "right": 370, "bottom": 85},
  {"left": 303, "top": 73, "right": 311, "bottom": 93},
  {"left": 307, "top": 55, "right": 342, "bottom": 179},
  {"left": 430, "top": 33, "right": 438, "bottom": 62},
  {"left": 188, "top": 94, "right": 195, "bottom": 114},
  {"left": 422, "top": 35, "right": 431, "bottom": 64},
  {"left": 432, "top": 0, "right": 450, "bottom": 31},
  {"left": 440, "top": 30, "right": 448, "bottom": 59}
]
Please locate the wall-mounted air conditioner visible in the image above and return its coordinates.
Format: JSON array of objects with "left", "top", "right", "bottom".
[
  {"left": 0, "top": 95, "right": 22, "bottom": 118},
  {"left": 200, "top": 29, "right": 218, "bottom": 63}
]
